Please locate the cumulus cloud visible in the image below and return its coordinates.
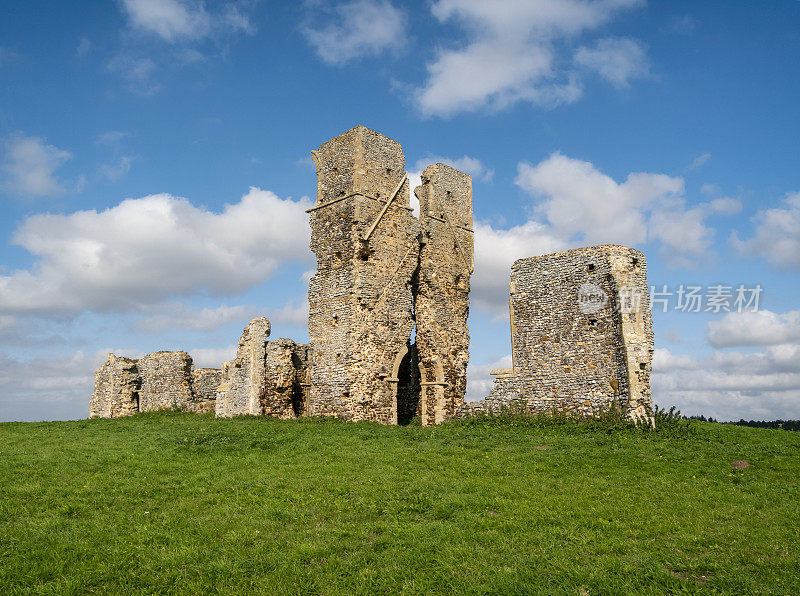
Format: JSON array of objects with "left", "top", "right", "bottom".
[
  {"left": 653, "top": 346, "right": 800, "bottom": 420},
  {"left": 574, "top": 37, "right": 649, "bottom": 88},
  {"left": 414, "top": 0, "right": 643, "bottom": 116},
  {"left": 1, "top": 134, "right": 73, "bottom": 196},
  {"left": 120, "top": 0, "right": 252, "bottom": 42},
  {"left": 466, "top": 354, "right": 512, "bottom": 401},
  {"left": 302, "top": 0, "right": 407, "bottom": 65},
  {"left": 0, "top": 188, "right": 313, "bottom": 316},
  {"left": 732, "top": 191, "right": 800, "bottom": 270},
  {"left": 516, "top": 152, "right": 684, "bottom": 246},
  {"left": 0, "top": 350, "right": 103, "bottom": 421},
  {"left": 648, "top": 206, "right": 713, "bottom": 268},
  {"left": 707, "top": 310, "right": 800, "bottom": 348},
  {"left": 472, "top": 221, "right": 567, "bottom": 316}
]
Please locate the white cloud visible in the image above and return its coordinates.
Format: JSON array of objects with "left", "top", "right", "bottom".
[
  {"left": 688, "top": 152, "right": 711, "bottom": 170},
  {"left": 189, "top": 346, "right": 236, "bottom": 369},
  {"left": 706, "top": 196, "right": 741, "bottom": 215},
  {"left": 574, "top": 37, "right": 649, "bottom": 88},
  {"left": 0, "top": 188, "right": 313, "bottom": 316},
  {"left": 653, "top": 345, "right": 800, "bottom": 421},
  {"left": 303, "top": 0, "right": 407, "bottom": 65},
  {"left": 466, "top": 354, "right": 512, "bottom": 401},
  {"left": 99, "top": 156, "right": 133, "bottom": 182},
  {"left": 411, "top": 155, "right": 493, "bottom": 183},
  {"left": 0, "top": 350, "right": 103, "bottom": 421},
  {"left": 516, "top": 152, "right": 684, "bottom": 246},
  {"left": 136, "top": 303, "right": 263, "bottom": 333},
  {"left": 121, "top": 0, "right": 251, "bottom": 42},
  {"left": 707, "top": 310, "right": 800, "bottom": 348},
  {"left": 733, "top": 191, "right": 800, "bottom": 270},
  {"left": 648, "top": 206, "right": 712, "bottom": 268},
  {"left": 472, "top": 220, "right": 567, "bottom": 316},
  {"left": 414, "top": 0, "right": 643, "bottom": 116},
  {"left": 1, "top": 134, "right": 72, "bottom": 196}
]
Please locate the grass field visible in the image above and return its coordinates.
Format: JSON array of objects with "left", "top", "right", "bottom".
[{"left": 1, "top": 412, "right": 798, "bottom": 594}]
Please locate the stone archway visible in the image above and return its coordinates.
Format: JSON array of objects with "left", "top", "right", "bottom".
[{"left": 389, "top": 344, "right": 421, "bottom": 425}]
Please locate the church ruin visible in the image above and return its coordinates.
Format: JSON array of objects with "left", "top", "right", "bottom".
[{"left": 90, "top": 125, "right": 654, "bottom": 425}]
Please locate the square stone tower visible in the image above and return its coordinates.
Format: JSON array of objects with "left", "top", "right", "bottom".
[{"left": 307, "top": 125, "right": 420, "bottom": 423}]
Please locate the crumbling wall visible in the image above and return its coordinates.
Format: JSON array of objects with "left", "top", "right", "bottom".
[
  {"left": 215, "top": 318, "right": 310, "bottom": 418},
  {"left": 137, "top": 351, "right": 194, "bottom": 412},
  {"left": 415, "top": 164, "right": 473, "bottom": 425},
  {"left": 89, "top": 354, "right": 140, "bottom": 418},
  {"left": 307, "top": 125, "right": 419, "bottom": 423},
  {"left": 90, "top": 351, "right": 221, "bottom": 417},
  {"left": 472, "top": 245, "right": 653, "bottom": 420},
  {"left": 215, "top": 317, "right": 271, "bottom": 417},
  {"left": 190, "top": 368, "right": 222, "bottom": 413}
]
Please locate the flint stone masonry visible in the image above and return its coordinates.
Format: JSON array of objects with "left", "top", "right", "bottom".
[
  {"left": 90, "top": 351, "right": 221, "bottom": 417},
  {"left": 464, "top": 245, "right": 654, "bottom": 421},
  {"left": 215, "top": 318, "right": 311, "bottom": 418},
  {"left": 191, "top": 369, "right": 222, "bottom": 413},
  {"left": 415, "top": 164, "right": 473, "bottom": 425},
  {"left": 89, "top": 125, "right": 655, "bottom": 427},
  {"left": 307, "top": 125, "right": 473, "bottom": 425},
  {"left": 90, "top": 354, "right": 140, "bottom": 418},
  {"left": 138, "top": 351, "right": 194, "bottom": 412}
]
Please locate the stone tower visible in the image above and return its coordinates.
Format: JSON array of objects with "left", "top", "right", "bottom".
[
  {"left": 306, "top": 126, "right": 474, "bottom": 425},
  {"left": 415, "top": 165, "right": 474, "bottom": 425},
  {"left": 306, "top": 126, "right": 419, "bottom": 423}
]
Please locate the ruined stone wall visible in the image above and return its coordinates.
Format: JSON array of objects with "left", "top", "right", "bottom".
[
  {"left": 307, "top": 125, "right": 419, "bottom": 423},
  {"left": 215, "top": 317, "right": 310, "bottom": 419},
  {"left": 91, "top": 351, "right": 222, "bottom": 417},
  {"left": 190, "top": 368, "right": 222, "bottom": 413},
  {"left": 137, "top": 351, "right": 195, "bottom": 412},
  {"left": 216, "top": 317, "right": 271, "bottom": 417},
  {"left": 415, "top": 164, "right": 473, "bottom": 425},
  {"left": 474, "top": 245, "right": 653, "bottom": 420},
  {"left": 89, "top": 354, "right": 140, "bottom": 418}
]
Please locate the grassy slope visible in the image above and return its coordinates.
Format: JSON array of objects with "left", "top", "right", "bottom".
[{"left": 1, "top": 413, "right": 798, "bottom": 595}]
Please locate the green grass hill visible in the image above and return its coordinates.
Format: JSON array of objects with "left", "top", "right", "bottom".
[{"left": 1, "top": 412, "right": 798, "bottom": 594}]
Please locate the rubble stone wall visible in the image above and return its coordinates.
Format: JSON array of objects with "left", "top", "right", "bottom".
[
  {"left": 89, "top": 354, "right": 140, "bottom": 418},
  {"left": 415, "top": 164, "right": 473, "bottom": 425},
  {"left": 215, "top": 318, "right": 311, "bottom": 419},
  {"left": 468, "top": 245, "right": 653, "bottom": 420},
  {"left": 190, "top": 368, "right": 222, "bottom": 413},
  {"left": 137, "top": 351, "right": 194, "bottom": 412},
  {"left": 90, "top": 351, "right": 222, "bottom": 418}
]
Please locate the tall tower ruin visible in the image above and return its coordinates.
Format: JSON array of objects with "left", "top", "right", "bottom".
[{"left": 306, "top": 126, "right": 473, "bottom": 425}]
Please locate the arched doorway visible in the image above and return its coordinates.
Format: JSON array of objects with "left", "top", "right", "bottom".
[{"left": 392, "top": 344, "right": 421, "bottom": 425}]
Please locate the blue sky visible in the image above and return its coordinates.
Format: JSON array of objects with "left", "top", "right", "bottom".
[{"left": 1, "top": 0, "right": 798, "bottom": 422}]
